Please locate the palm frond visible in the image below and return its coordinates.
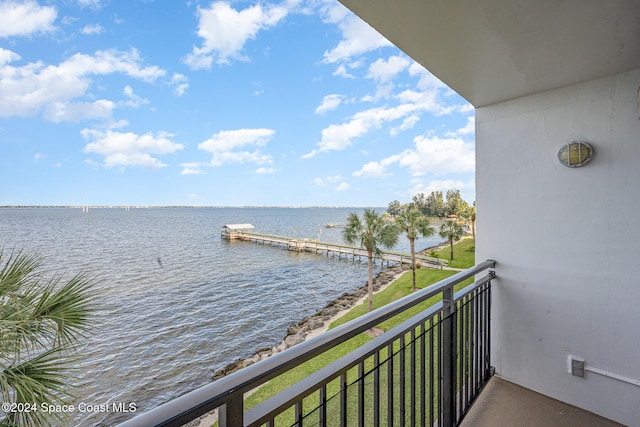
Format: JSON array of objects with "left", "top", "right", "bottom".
[
  {"left": 343, "top": 209, "right": 399, "bottom": 255},
  {"left": 0, "top": 249, "right": 95, "bottom": 427},
  {"left": 31, "top": 273, "right": 95, "bottom": 346},
  {"left": 396, "top": 209, "right": 434, "bottom": 240},
  {"left": 0, "top": 348, "right": 77, "bottom": 427},
  {"left": 0, "top": 250, "right": 42, "bottom": 298}
]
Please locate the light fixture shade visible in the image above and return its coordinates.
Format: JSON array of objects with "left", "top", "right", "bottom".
[{"left": 558, "top": 141, "right": 593, "bottom": 168}]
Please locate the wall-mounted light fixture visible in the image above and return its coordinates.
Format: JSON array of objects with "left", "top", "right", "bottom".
[{"left": 558, "top": 141, "right": 593, "bottom": 168}]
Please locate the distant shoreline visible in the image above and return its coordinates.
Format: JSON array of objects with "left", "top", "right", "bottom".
[{"left": 0, "top": 205, "right": 386, "bottom": 209}]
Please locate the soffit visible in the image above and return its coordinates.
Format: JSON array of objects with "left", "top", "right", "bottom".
[{"left": 338, "top": 0, "right": 640, "bottom": 107}]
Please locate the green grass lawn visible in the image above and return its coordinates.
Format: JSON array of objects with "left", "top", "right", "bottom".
[
  {"left": 234, "top": 267, "right": 475, "bottom": 426},
  {"left": 329, "top": 269, "right": 461, "bottom": 329},
  {"left": 431, "top": 237, "right": 475, "bottom": 269}
]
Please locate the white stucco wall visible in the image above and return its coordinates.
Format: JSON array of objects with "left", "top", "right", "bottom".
[{"left": 476, "top": 69, "right": 640, "bottom": 426}]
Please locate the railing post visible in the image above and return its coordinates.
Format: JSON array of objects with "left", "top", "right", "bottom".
[
  {"left": 441, "top": 286, "right": 456, "bottom": 427},
  {"left": 218, "top": 393, "right": 244, "bottom": 427}
]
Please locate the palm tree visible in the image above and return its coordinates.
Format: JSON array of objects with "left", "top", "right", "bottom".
[
  {"left": 440, "top": 219, "right": 464, "bottom": 260},
  {"left": 469, "top": 204, "right": 476, "bottom": 242},
  {"left": 459, "top": 203, "right": 476, "bottom": 243},
  {"left": 343, "top": 209, "right": 399, "bottom": 312},
  {"left": 395, "top": 209, "right": 434, "bottom": 291},
  {"left": 0, "top": 250, "right": 95, "bottom": 427}
]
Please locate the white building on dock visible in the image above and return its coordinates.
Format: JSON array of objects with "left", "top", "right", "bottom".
[{"left": 221, "top": 224, "right": 254, "bottom": 240}]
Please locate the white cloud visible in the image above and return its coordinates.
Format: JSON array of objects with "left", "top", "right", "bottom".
[
  {"left": 0, "top": 48, "right": 165, "bottom": 121},
  {"left": 82, "top": 129, "right": 184, "bottom": 169},
  {"left": 389, "top": 114, "right": 420, "bottom": 137},
  {"left": 446, "top": 116, "right": 475, "bottom": 137},
  {"left": 400, "top": 134, "right": 474, "bottom": 176},
  {"left": 368, "top": 55, "right": 410, "bottom": 82},
  {"left": 44, "top": 99, "right": 114, "bottom": 122},
  {"left": 336, "top": 182, "right": 351, "bottom": 192},
  {"left": 194, "top": 128, "right": 275, "bottom": 168},
  {"left": 81, "top": 24, "right": 103, "bottom": 35},
  {"left": 352, "top": 158, "right": 396, "bottom": 178},
  {"left": 364, "top": 56, "right": 412, "bottom": 101},
  {"left": 352, "top": 133, "right": 474, "bottom": 183},
  {"left": 199, "top": 128, "right": 274, "bottom": 153},
  {"left": 303, "top": 104, "right": 417, "bottom": 158},
  {"left": 180, "top": 162, "right": 205, "bottom": 176},
  {"left": 395, "top": 89, "right": 438, "bottom": 111},
  {"left": 33, "top": 152, "right": 46, "bottom": 163},
  {"left": 305, "top": 66, "right": 459, "bottom": 158},
  {"left": 315, "top": 94, "right": 344, "bottom": 114},
  {"left": 121, "top": 85, "right": 150, "bottom": 108},
  {"left": 109, "top": 119, "right": 130, "bottom": 129},
  {"left": 459, "top": 103, "right": 474, "bottom": 113},
  {"left": 321, "top": 2, "right": 391, "bottom": 64},
  {"left": 0, "top": 48, "right": 21, "bottom": 66},
  {"left": 312, "top": 174, "right": 350, "bottom": 192},
  {"left": 208, "top": 150, "right": 273, "bottom": 167},
  {"left": 184, "top": 1, "right": 289, "bottom": 68},
  {"left": 384, "top": 135, "right": 476, "bottom": 178},
  {"left": 332, "top": 64, "right": 354, "bottom": 78},
  {"left": 302, "top": 109, "right": 391, "bottom": 159},
  {"left": 169, "top": 73, "right": 189, "bottom": 96},
  {"left": 255, "top": 167, "right": 277, "bottom": 174},
  {"left": 409, "top": 62, "right": 446, "bottom": 90},
  {"left": 78, "top": 0, "right": 103, "bottom": 8},
  {"left": 0, "top": 1, "right": 57, "bottom": 38},
  {"left": 58, "top": 49, "right": 164, "bottom": 82}
]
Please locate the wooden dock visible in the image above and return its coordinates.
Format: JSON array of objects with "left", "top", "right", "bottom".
[{"left": 222, "top": 229, "right": 447, "bottom": 269}]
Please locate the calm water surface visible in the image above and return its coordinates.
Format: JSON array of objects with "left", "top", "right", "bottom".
[{"left": 0, "top": 207, "right": 442, "bottom": 426}]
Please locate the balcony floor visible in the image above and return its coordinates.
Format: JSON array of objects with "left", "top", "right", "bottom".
[{"left": 460, "top": 376, "right": 624, "bottom": 427}]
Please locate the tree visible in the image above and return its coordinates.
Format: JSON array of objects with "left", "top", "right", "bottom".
[
  {"left": 444, "top": 189, "right": 468, "bottom": 217},
  {"left": 395, "top": 209, "right": 434, "bottom": 291},
  {"left": 387, "top": 200, "right": 402, "bottom": 218},
  {"left": 461, "top": 203, "right": 476, "bottom": 242},
  {"left": 439, "top": 220, "right": 464, "bottom": 260},
  {"left": 343, "top": 209, "right": 399, "bottom": 312},
  {"left": 410, "top": 193, "right": 428, "bottom": 215},
  {"left": 425, "top": 191, "right": 446, "bottom": 217},
  {"left": 1, "top": 250, "right": 94, "bottom": 427}
]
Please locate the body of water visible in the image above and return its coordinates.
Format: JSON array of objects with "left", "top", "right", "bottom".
[{"left": 0, "top": 207, "right": 443, "bottom": 426}]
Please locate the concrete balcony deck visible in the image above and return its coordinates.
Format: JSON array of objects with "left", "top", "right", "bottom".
[{"left": 460, "top": 377, "right": 624, "bottom": 427}]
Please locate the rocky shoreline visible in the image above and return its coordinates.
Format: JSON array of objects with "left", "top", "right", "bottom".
[
  {"left": 186, "top": 263, "right": 411, "bottom": 427},
  {"left": 208, "top": 240, "right": 452, "bottom": 382},
  {"left": 190, "top": 253, "right": 455, "bottom": 426},
  {"left": 210, "top": 263, "right": 411, "bottom": 381}
]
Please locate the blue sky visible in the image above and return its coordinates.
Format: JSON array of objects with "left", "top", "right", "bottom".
[{"left": 0, "top": 0, "right": 475, "bottom": 207}]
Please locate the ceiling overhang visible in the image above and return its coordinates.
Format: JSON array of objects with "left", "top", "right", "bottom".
[{"left": 338, "top": 0, "right": 640, "bottom": 107}]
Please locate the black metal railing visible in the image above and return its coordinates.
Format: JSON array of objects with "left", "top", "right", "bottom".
[{"left": 117, "top": 260, "right": 495, "bottom": 427}]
